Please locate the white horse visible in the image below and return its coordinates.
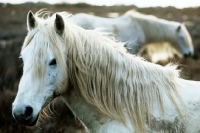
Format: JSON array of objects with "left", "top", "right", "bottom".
[
  {"left": 12, "top": 11, "right": 200, "bottom": 133},
  {"left": 70, "top": 10, "right": 194, "bottom": 57}
]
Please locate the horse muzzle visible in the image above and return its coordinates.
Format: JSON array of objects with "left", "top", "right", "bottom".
[
  {"left": 184, "top": 51, "right": 193, "bottom": 58},
  {"left": 12, "top": 105, "right": 39, "bottom": 126}
]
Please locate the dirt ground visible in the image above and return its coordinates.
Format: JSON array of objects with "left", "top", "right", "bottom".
[{"left": 0, "top": 2, "right": 200, "bottom": 133}]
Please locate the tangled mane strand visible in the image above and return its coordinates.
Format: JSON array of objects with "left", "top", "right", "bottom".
[{"left": 26, "top": 11, "right": 185, "bottom": 133}]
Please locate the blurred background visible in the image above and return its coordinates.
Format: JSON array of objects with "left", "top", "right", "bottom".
[{"left": 0, "top": 0, "right": 200, "bottom": 133}]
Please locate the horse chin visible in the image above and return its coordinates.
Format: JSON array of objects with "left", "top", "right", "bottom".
[
  {"left": 15, "top": 114, "right": 39, "bottom": 127},
  {"left": 27, "top": 114, "right": 39, "bottom": 126}
]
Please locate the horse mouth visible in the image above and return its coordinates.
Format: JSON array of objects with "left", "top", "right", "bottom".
[{"left": 184, "top": 52, "right": 192, "bottom": 58}]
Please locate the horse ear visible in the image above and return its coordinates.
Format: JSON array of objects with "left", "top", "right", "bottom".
[
  {"left": 55, "top": 14, "right": 65, "bottom": 35},
  {"left": 176, "top": 25, "right": 181, "bottom": 32},
  {"left": 27, "top": 11, "right": 36, "bottom": 31}
]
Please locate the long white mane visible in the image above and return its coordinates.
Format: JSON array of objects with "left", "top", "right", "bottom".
[{"left": 22, "top": 11, "right": 185, "bottom": 133}]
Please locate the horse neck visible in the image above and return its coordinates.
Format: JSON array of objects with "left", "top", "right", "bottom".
[
  {"left": 61, "top": 88, "right": 108, "bottom": 132},
  {"left": 61, "top": 80, "right": 192, "bottom": 133},
  {"left": 63, "top": 25, "right": 187, "bottom": 132}
]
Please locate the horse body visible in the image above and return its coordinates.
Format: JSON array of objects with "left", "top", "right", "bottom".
[
  {"left": 63, "top": 75, "right": 200, "bottom": 133},
  {"left": 68, "top": 66, "right": 200, "bottom": 132},
  {"left": 70, "top": 10, "right": 193, "bottom": 57},
  {"left": 12, "top": 11, "right": 200, "bottom": 133}
]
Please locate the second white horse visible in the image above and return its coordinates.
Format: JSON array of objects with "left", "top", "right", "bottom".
[{"left": 70, "top": 10, "right": 194, "bottom": 58}]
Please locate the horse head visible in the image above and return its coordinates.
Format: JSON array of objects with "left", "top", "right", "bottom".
[
  {"left": 176, "top": 23, "right": 194, "bottom": 57},
  {"left": 12, "top": 11, "right": 67, "bottom": 126}
]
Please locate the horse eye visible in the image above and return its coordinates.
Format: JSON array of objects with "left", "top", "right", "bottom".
[{"left": 49, "top": 59, "right": 57, "bottom": 65}]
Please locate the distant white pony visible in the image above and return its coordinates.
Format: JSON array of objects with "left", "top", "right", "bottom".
[
  {"left": 12, "top": 11, "right": 200, "bottom": 133},
  {"left": 70, "top": 10, "right": 194, "bottom": 57}
]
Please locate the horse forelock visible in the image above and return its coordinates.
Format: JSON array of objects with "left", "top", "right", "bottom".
[{"left": 22, "top": 11, "right": 185, "bottom": 133}]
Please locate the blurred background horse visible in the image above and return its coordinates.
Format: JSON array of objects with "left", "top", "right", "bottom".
[{"left": 70, "top": 10, "right": 194, "bottom": 62}]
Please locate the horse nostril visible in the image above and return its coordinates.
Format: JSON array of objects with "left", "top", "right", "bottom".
[
  {"left": 184, "top": 52, "right": 191, "bottom": 58},
  {"left": 25, "top": 106, "right": 33, "bottom": 119}
]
